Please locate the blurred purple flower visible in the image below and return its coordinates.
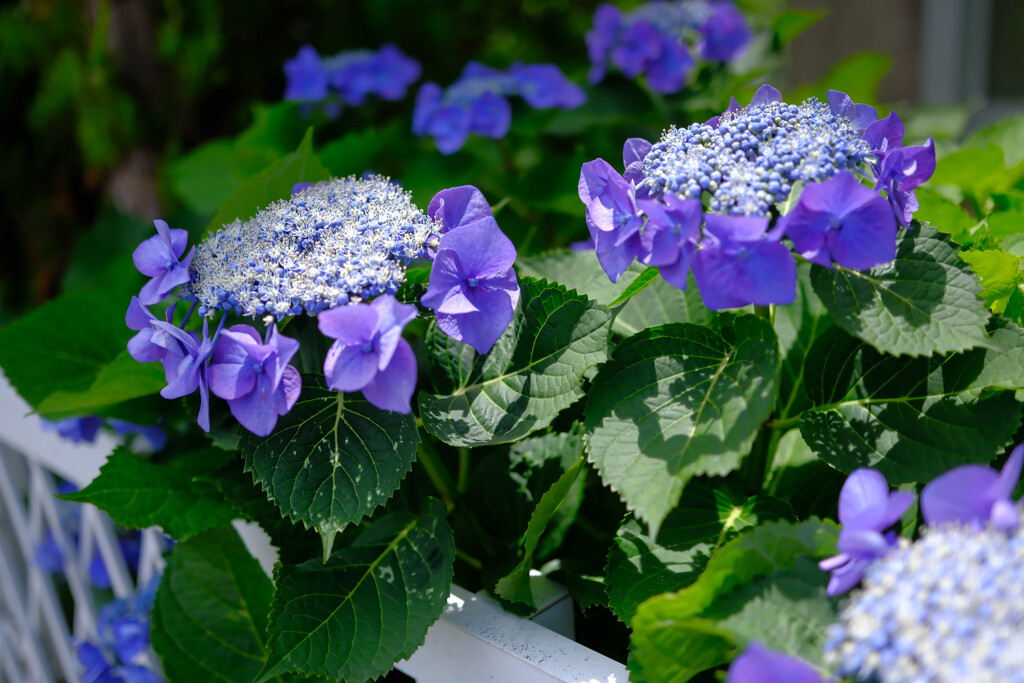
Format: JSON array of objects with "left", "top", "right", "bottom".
[
  {"left": 421, "top": 219, "right": 520, "bottom": 354},
  {"left": 578, "top": 158, "right": 643, "bottom": 283},
  {"left": 509, "top": 63, "right": 587, "bottom": 109},
  {"left": 637, "top": 194, "right": 702, "bottom": 289},
  {"left": 691, "top": 214, "right": 796, "bottom": 310},
  {"left": 726, "top": 642, "right": 824, "bottom": 683},
  {"left": 700, "top": 2, "right": 753, "bottom": 62},
  {"left": 208, "top": 324, "right": 301, "bottom": 436},
  {"left": 107, "top": 420, "right": 167, "bottom": 452},
  {"left": 75, "top": 640, "right": 121, "bottom": 683},
  {"left": 818, "top": 468, "right": 914, "bottom": 596},
  {"left": 611, "top": 21, "right": 661, "bottom": 78},
  {"left": 645, "top": 36, "right": 695, "bottom": 94},
  {"left": 779, "top": 171, "right": 897, "bottom": 270},
  {"left": 284, "top": 43, "right": 420, "bottom": 107},
  {"left": 132, "top": 220, "right": 193, "bottom": 306},
  {"left": 43, "top": 416, "right": 103, "bottom": 444},
  {"left": 319, "top": 295, "right": 418, "bottom": 413},
  {"left": 874, "top": 138, "right": 936, "bottom": 227},
  {"left": 586, "top": 4, "right": 623, "bottom": 83},
  {"left": 283, "top": 45, "right": 329, "bottom": 103},
  {"left": 921, "top": 443, "right": 1024, "bottom": 533}
]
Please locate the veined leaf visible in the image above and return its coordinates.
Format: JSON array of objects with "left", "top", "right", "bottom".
[{"left": 36, "top": 349, "right": 165, "bottom": 419}]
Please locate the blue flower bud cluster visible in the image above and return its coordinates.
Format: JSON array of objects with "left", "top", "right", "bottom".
[
  {"left": 642, "top": 97, "right": 872, "bottom": 216},
  {"left": 283, "top": 44, "right": 421, "bottom": 112},
  {"left": 824, "top": 522, "right": 1024, "bottom": 683},
  {"left": 182, "top": 176, "right": 438, "bottom": 319}
]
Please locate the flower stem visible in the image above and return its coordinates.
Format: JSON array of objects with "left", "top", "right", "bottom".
[
  {"left": 417, "top": 438, "right": 458, "bottom": 509},
  {"left": 457, "top": 447, "right": 470, "bottom": 494}
]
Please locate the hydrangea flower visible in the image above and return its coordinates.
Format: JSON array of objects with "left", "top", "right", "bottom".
[
  {"left": 132, "top": 220, "right": 194, "bottom": 306},
  {"left": 586, "top": 1, "right": 751, "bottom": 93},
  {"left": 421, "top": 218, "right": 520, "bottom": 354},
  {"left": 208, "top": 324, "right": 301, "bottom": 436},
  {"left": 182, "top": 176, "right": 436, "bottom": 318},
  {"left": 126, "top": 297, "right": 177, "bottom": 364},
  {"left": 152, "top": 319, "right": 216, "bottom": 432},
  {"left": 578, "top": 158, "right": 644, "bottom": 283},
  {"left": 107, "top": 419, "right": 167, "bottom": 451},
  {"left": 413, "top": 61, "right": 585, "bottom": 154},
  {"left": 691, "top": 214, "right": 796, "bottom": 310},
  {"left": 726, "top": 642, "right": 824, "bottom": 683},
  {"left": 427, "top": 185, "right": 494, "bottom": 236},
  {"left": 779, "top": 171, "right": 898, "bottom": 270},
  {"left": 818, "top": 468, "right": 914, "bottom": 596},
  {"left": 42, "top": 416, "right": 103, "bottom": 444},
  {"left": 875, "top": 138, "right": 936, "bottom": 227},
  {"left": 637, "top": 194, "right": 701, "bottom": 289},
  {"left": 318, "top": 294, "right": 418, "bottom": 413},
  {"left": 284, "top": 44, "right": 420, "bottom": 109},
  {"left": 824, "top": 523, "right": 1024, "bottom": 681},
  {"left": 74, "top": 577, "right": 164, "bottom": 683},
  {"left": 921, "top": 443, "right": 1024, "bottom": 533}
]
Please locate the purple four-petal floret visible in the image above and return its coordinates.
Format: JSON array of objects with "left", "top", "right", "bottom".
[
  {"left": 578, "top": 158, "right": 644, "bottom": 283},
  {"left": 132, "top": 220, "right": 194, "bottom": 306},
  {"left": 818, "top": 468, "right": 914, "bottom": 596},
  {"left": 208, "top": 324, "right": 301, "bottom": 436},
  {"left": 921, "top": 443, "right": 1024, "bottom": 533},
  {"left": 319, "top": 294, "right": 419, "bottom": 413},
  {"left": 637, "top": 194, "right": 702, "bottom": 290},
  {"left": 150, "top": 319, "right": 215, "bottom": 432}
]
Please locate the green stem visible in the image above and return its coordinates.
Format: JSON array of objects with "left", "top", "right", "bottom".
[
  {"left": 455, "top": 549, "right": 484, "bottom": 570},
  {"left": 417, "top": 439, "right": 457, "bottom": 509},
  {"left": 457, "top": 447, "right": 470, "bottom": 494},
  {"left": 766, "top": 415, "right": 801, "bottom": 431}
]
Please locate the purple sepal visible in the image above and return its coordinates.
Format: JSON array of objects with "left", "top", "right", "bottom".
[
  {"left": 75, "top": 640, "right": 120, "bottom": 683},
  {"left": 586, "top": 4, "right": 623, "bottom": 84},
  {"left": 827, "top": 89, "right": 878, "bottom": 133},
  {"left": 818, "top": 468, "right": 913, "bottom": 596},
  {"left": 319, "top": 294, "right": 419, "bottom": 413},
  {"left": 109, "top": 616, "right": 149, "bottom": 664},
  {"left": 509, "top": 63, "right": 586, "bottom": 109},
  {"left": 726, "top": 642, "right": 825, "bottom": 683},
  {"left": 610, "top": 20, "right": 661, "bottom": 78},
  {"left": 749, "top": 84, "right": 782, "bottom": 107},
  {"left": 578, "top": 159, "right": 644, "bottom": 283},
  {"left": 133, "top": 220, "right": 193, "bottom": 306},
  {"left": 284, "top": 45, "right": 329, "bottom": 103},
  {"left": 874, "top": 138, "right": 936, "bottom": 227},
  {"left": 700, "top": 2, "right": 753, "bottom": 63},
  {"left": 43, "top": 416, "right": 103, "bottom": 444},
  {"left": 862, "top": 111, "right": 904, "bottom": 163},
  {"left": 421, "top": 219, "right": 520, "bottom": 354},
  {"left": 126, "top": 297, "right": 176, "bottom": 364},
  {"left": 921, "top": 442, "right": 1024, "bottom": 533},
  {"left": 706, "top": 96, "right": 741, "bottom": 129},
  {"left": 292, "top": 182, "right": 313, "bottom": 196},
  {"left": 637, "top": 195, "right": 701, "bottom": 290},
  {"left": 469, "top": 92, "right": 512, "bottom": 138},
  {"left": 623, "top": 138, "right": 652, "bottom": 189},
  {"left": 645, "top": 36, "right": 694, "bottom": 94},
  {"left": 153, "top": 319, "right": 215, "bottom": 432},
  {"left": 779, "top": 171, "right": 897, "bottom": 270},
  {"left": 428, "top": 185, "right": 494, "bottom": 236},
  {"left": 691, "top": 214, "right": 796, "bottom": 310}
]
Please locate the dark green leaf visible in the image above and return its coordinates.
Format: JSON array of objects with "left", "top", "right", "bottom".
[
  {"left": 811, "top": 224, "right": 991, "bottom": 356},
  {"left": 605, "top": 481, "right": 793, "bottom": 623},
  {"left": 204, "top": 128, "right": 330, "bottom": 239},
  {"left": 35, "top": 350, "right": 166, "bottom": 419},
  {"left": 516, "top": 250, "right": 642, "bottom": 306},
  {"left": 419, "top": 278, "right": 613, "bottom": 446},
  {"left": 495, "top": 455, "right": 586, "bottom": 608},
  {"left": 585, "top": 317, "right": 779, "bottom": 536},
  {"left": 152, "top": 526, "right": 278, "bottom": 682},
  {"left": 613, "top": 274, "right": 712, "bottom": 337},
  {"left": 256, "top": 500, "right": 454, "bottom": 682},
  {"left": 243, "top": 375, "right": 419, "bottom": 560},
  {"left": 799, "top": 326, "right": 1021, "bottom": 483},
  {"left": 60, "top": 447, "right": 239, "bottom": 540},
  {"left": 318, "top": 122, "right": 401, "bottom": 177},
  {"left": 774, "top": 263, "right": 833, "bottom": 421}
]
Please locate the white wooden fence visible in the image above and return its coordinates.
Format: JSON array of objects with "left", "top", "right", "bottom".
[{"left": 0, "top": 372, "right": 629, "bottom": 683}]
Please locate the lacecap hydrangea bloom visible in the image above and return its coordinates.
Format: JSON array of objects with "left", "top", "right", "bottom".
[
  {"left": 413, "top": 62, "right": 586, "bottom": 154},
  {"left": 284, "top": 44, "right": 421, "bottom": 113},
  {"left": 586, "top": 0, "right": 752, "bottom": 93},
  {"left": 126, "top": 178, "right": 519, "bottom": 429},
  {"left": 578, "top": 84, "right": 935, "bottom": 310}
]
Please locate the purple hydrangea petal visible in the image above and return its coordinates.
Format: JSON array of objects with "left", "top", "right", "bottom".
[
  {"left": 991, "top": 442, "right": 1024, "bottom": 500},
  {"left": 882, "top": 490, "right": 916, "bottom": 529},
  {"left": 827, "top": 89, "right": 878, "bottom": 132},
  {"left": 373, "top": 44, "right": 422, "bottom": 100},
  {"left": 110, "top": 616, "right": 149, "bottom": 664},
  {"left": 593, "top": 225, "right": 642, "bottom": 283},
  {"left": 862, "top": 111, "right": 904, "bottom": 159},
  {"left": 837, "top": 468, "right": 891, "bottom": 529},
  {"left": 35, "top": 531, "right": 64, "bottom": 573},
  {"left": 428, "top": 185, "right": 493, "bottom": 233},
  {"left": 413, "top": 82, "right": 443, "bottom": 136},
  {"left": 435, "top": 287, "right": 514, "bottom": 355},
  {"left": 360, "top": 338, "right": 417, "bottom": 413},
  {"left": 623, "top": 137, "right": 653, "bottom": 187},
  {"left": 692, "top": 218, "right": 796, "bottom": 310},
  {"left": 266, "top": 325, "right": 300, "bottom": 389},
  {"left": 435, "top": 218, "right": 517, "bottom": 279},
  {"left": 318, "top": 304, "right": 378, "bottom": 346},
  {"left": 749, "top": 84, "right": 783, "bottom": 107},
  {"left": 645, "top": 36, "right": 694, "bottom": 94},
  {"left": 921, "top": 465, "right": 999, "bottom": 528},
  {"left": 586, "top": 4, "right": 623, "bottom": 84},
  {"left": 284, "top": 45, "right": 329, "bottom": 102},
  {"left": 700, "top": 2, "right": 752, "bottom": 63},
  {"left": 208, "top": 328, "right": 261, "bottom": 401},
  {"left": 510, "top": 63, "right": 586, "bottom": 109},
  {"left": 824, "top": 555, "right": 873, "bottom": 597},
  {"left": 726, "top": 642, "right": 825, "bottom": 683},
  {"left": 369, "top": 295, "right": 417, "bottom": 370},
  {"left": 837, "top": 528, "right": 891, "bottom": 557},
  {"left": 324, "top": 343, "right": 380, "bottom": 392},
  {"left": 469, "top": 92, "right": 512, "bottom": 138},
  {"left": 227, "top": 373, "right": 284, "bottom": 436},
  {"left": 421, "top": 249, "right": 473, "bottom": 313},
  {"left": 990, "top": 498, "right": 1020, "bottom": 533},
  {"left": 610, "top": 21, "right": 662, "bottom": 78},
  {"left": 428, "top": 105, "right": 473, "bottom": 155}
]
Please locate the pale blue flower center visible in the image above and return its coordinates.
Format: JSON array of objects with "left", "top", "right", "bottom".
[{"left": 467, "top": 277, "right": 479, "bottom": 288}]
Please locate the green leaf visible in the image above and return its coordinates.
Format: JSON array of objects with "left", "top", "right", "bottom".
[
  {"left": 630, "top": 519, "right": 838, "bottom": 683},
  {"left": 35, "top": 350, "right": 166, "bottom": 419},
  {"left": 931, "top": 144, "right": 1021, "bottom": 199},
  {"left": 256, "top": 499, "right": 455, "bottom": 682},
  {"left": 790, "top": 52, "right": 891, "bottom": 106},
  {"left": 152, "top": 526, "right": 277, "bottom": 682},
  {"left": 774, "top": 8, "right": 828, "bottom": 45},
  {"left": 961, "top": 249, "right": 1024, "bottom": 316},
  {"left": 242, "top": 375, "right": 419, "bottom": 561},
  {"left": 811, "top": 224, "right": 991, "bottom": 357},
  {"left": 419, "top": 278, "right": 613, "bottom": 447},
  {"left": 914, "top": 187, "right": 978, "bottom": 244},
  {"left": 585, "top": 317, "right": 780, "bottom": 536},
  {"left": 609, "top": 267, "right": 660, "bottom": 307},
  {"left": 516, "top": 250, "right": 642, "bottom": 306},
  {"left": 204, "top": 128, "right": 330, "bottom": 239},
  {"left": 965, "top": 114, "right": 1024, "bottom": 167},
  {"left": 774, "top": 263, "right": 833, "bottom": 421},
  {"left": 969, "top": 319, "right": 1024, "bottom": 391},
  {"left": 799, "top": 326, "right": 1021, "bottom": 484},
  {"left": 605, "top": 481, "right": 793, "bottom": 623},
  {"left": 613, "top": 274, "right": 712, "bottom": 337},
  {"left": 495, "top": 455, "right": 586, "bottom": 608},
  {"left": 59, "top": 447, "right": 239, "bottom": 540},
  {"left": 0, "top": 289, "right": 131, "bottom": 408},
  {"left": 318, "top": 122, "right": 401, "bottom": 177}
]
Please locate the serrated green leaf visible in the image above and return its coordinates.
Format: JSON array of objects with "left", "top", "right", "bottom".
[
  {"left": 35, "top": 349, "right": 166, "bottom": 419},
  {"left": 419, "top": 278, "right": 613, "bottom": 447},
  {"left": 204, "top": 128, "right": 329, "bottom": 239},
  {"left": 969, "top": 319, "right": 1024, "bottom": 391},
  {"left": 585, "top": 317, "right": 779, "bottom": 536},
  {"left": 609, "top": 267, "right": 660, "bottom": 307},
  {"left": 614, "top": 273, "right": 712, "bottom": 337},
  {"left": 630, "top": 519, "right": 837, "bottom": 683},
  {"left": 152, "top": 526, "right": 281, "bottom": 683},
  {"left": 774, "top": 263, "right": 833, "bottom": 421},
  {"left": 59, "top": 447, "right": 239, "bottom": 540},
  {"left": 256, "top": 499, "right": 454, "bottom": 682},
  {"left": 799, "top": 326, "right": 1021, "bottom": 484},
  {"left": 495, "top": 455, "right": 585, "bottom": 608},
  {"left": 605, "top": 481, "right": 793, "bottom": 623},
  {"left": 931, "top": 144, "right": 1021, "bottom": 199},
  {"left": 516, "top": 250, "right": 642, "bottom": 305},
  {"left": 961, "top": 249, "right": 1024, "bottom": 315},
  {"left": 0, "top": 289, "right": 130, "bottom": 408},
  {"left": 242, "top": 375, "right": 419, "bottom": 560},
  {"left": 811, "top": 224, "right": 991, "bottom": 357}
]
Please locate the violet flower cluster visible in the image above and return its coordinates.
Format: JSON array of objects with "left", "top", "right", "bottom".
[
  {"left": 587, "top": 0, "right": 751, "bottom": 93},
  {"left": 284, "top": 44, "right": 421, "bottom": 114},
  {"left": 126, "top": 180, "right": 519, "bottom": 431},
  {"left": 578, "top": 85, "right": 936, "bottom": 310},
  {"left": 75, "top": 577, "right": 164, "bottom": 683},
  {"left": 413, "top": 62, "right": 586, "bottom": 154},
  {"left": 728, "top": 445, "right": 1024, "bottom": 683}
]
